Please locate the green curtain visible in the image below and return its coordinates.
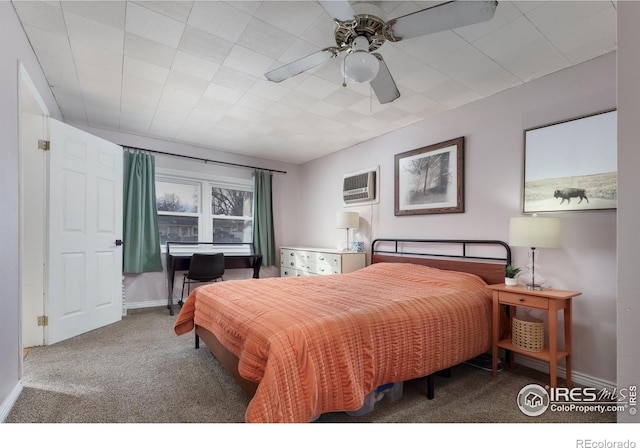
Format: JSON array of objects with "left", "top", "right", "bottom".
[
  {"left": 253, "top": 170, "right": 276, "bottom": 266},
  {"left": 123, "top": 151, "right": 163, "bottom": 273}
]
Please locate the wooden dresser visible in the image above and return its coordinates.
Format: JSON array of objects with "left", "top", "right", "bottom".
[{"left": 280, "top": 247, "right": 366, "bottom": 277}]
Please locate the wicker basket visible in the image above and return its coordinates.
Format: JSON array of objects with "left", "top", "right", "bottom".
[{"left": 512, "top": 315, "right": 544, "bottom": 352}]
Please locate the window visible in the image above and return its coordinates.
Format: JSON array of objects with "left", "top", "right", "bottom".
[
  {"left": 211, "top": 187, "right": 253, "bottom": 243},
  {"left": 156, "top": 173, "right": 253, "bottom": 247},
  {"left": 156, "top": 180, "right": 199, "bottom": 245}
]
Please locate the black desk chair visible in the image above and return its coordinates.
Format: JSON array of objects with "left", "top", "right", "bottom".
[{"left": 179, "top": 252, "right": 225, "bottom": 306}]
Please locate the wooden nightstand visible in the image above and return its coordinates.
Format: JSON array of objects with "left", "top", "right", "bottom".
[{"left": 487, "top": 283, "right": 581, "bottom": 388}]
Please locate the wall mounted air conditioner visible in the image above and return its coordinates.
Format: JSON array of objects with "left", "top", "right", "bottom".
[{"left": 343, "top": 167, "right": 378, "bottom": 204}]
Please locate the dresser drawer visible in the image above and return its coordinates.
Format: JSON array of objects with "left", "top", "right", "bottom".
[
  {"left": 281, "top": 267, "right": 309, "bottom": 277},
  {"left": 281, "top": 249, "right": 294, "bottom": 258},
  {"left": 314, "top": 252, "right": 335, "bottom": 264},
  {"left": 314, "top": 252, "right": 341, "bottom": 273},
  {"left": 313, "top": 262, "right": 334, "bottom": 275},
  {"left": 281, "top": 249, "right": 312, "bottom": 264},
  {"left": 280, "top": 253, "right": 296, "bottom": 269},
  {"left": 498, "top": 291, "right": 549, "bottom": 310},
  {"left": 295, "top": 251, "right": 313, "bottom": 264}
]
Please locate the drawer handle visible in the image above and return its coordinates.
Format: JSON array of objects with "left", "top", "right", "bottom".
[
  {"left": 290, "top": 252, "right": 294, "bottom": 256},
  {"left": 290, "top": 262, "right": 295, "bottom": 266},
  {"left": 519, "top": 297, "right": 525, "bottom": 302}
]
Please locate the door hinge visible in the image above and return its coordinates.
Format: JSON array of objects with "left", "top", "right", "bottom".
[
  {"left": 38, "top": 139, "right": 50, "bottom": 151},
  {"left": 37, "top": 315, "right": 48, "bottom": 326}
]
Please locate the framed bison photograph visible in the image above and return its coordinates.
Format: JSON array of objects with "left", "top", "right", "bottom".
[{"left": 523, "top": 109, "right": 617, "bottom": 213}]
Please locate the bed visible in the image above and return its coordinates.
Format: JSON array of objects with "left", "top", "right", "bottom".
[{"left": 174, "top": 238, "right": 511, "bottom": 423}]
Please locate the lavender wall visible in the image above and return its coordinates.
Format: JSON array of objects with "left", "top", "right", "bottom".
[
  {"left": 0, "top": 2, "right": 62, "bottom": 420},
  {"left": 293, "top": 53, "right": 617, "bottom": 386}
]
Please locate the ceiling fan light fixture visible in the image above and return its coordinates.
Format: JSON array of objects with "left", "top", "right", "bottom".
[
  {"left": 341, "top": 50, "right": 380, "bottom": 84},
  {"left": 265, "top": 1, "right": 500, "bottom": 102}
]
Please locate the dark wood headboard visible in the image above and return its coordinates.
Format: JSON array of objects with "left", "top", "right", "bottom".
[{"left": 371, "top": 239, "right": 511, "bottom": 285}]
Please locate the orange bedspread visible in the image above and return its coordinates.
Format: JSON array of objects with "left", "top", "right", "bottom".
[{"left": 174, "top": 262, "right": 493, "bottom": 423}]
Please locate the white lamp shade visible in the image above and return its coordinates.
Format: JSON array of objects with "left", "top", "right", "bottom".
[
  {"left": 509, "top": 216, "right": 561, "bottom": 248},
  {"left": 336, "top": 211, "right": 359, "bottom": 229},
  {"left": 341, "top": 51, "right": 380, "bottom": 84}
]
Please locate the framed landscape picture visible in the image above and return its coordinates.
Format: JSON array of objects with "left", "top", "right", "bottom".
[
  {"left": 394, "top": 137, "right": 464, "bottom": 216},
  {"left": 523, "top": 110, "right": 617, "bottom": 213}
]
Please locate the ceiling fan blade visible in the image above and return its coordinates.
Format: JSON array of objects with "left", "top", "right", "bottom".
[
  {"left": 370, "top": 54, "right": 400, "bottom": 104},
  {"left": 265, "top": 48, "right": 339, "bottom": 83},
  {"left": 384, "top": 1, "right": 499, "bottom": 42},
  {"left": 318, "top": 0, "right": 356, "bottom": 23}
]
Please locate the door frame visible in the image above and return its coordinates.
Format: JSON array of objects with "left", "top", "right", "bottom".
[{"left": 18, "top": 63, "right": 50, "bottom": 356}]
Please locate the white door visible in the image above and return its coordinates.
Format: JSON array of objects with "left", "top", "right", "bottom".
[{"left": 46, "top": 118, "right": 123, "bottom": 345}]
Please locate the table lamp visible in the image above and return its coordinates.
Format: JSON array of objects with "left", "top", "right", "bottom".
[
  {"left": 509, "top": 214, "right": 561, "bottom": 290},
  {"left": 336, "top": 211, "right": 359, "bottom": 251}
]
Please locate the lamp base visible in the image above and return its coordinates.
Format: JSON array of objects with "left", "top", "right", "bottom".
[
  {"left": 343, "top": 229, "right": 350, "bottom": 252},
  {"left": 522, "top": 283, "right": 546, "bottom": 291},
  {"left": 519, "top": 247, "right": 548, "bottom": 290}
]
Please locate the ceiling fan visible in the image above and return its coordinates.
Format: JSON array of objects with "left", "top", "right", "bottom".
[{"left": 264, "top": 1, "right": 499, "bottom": 104}]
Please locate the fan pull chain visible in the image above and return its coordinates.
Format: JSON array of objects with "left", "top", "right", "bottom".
[{"left": 370, "top": 85, "right": 373, "bottom": 113}]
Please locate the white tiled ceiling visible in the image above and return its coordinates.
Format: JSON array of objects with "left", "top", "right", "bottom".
[{"left": 12, "top": 0, "right": 617, "bottom": 164}]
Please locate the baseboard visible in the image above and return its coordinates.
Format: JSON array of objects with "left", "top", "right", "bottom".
[
  {"left": 515, "top": 355, "right": 616, "bottom": 391},
  {"left": 124, "top": 299, "right": 175, "bottom": 311},
  {"left": 0, "top": 381, "right": 23, "bottom": 423}
]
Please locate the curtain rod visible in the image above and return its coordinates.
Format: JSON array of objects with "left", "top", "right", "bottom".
[{"left": 121, "top": 145, "right": 287, "bottom": 174}]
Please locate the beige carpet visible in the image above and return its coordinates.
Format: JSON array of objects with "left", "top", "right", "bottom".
[{"left": 6, "top": 306, "right": 616, "bottom": 424}]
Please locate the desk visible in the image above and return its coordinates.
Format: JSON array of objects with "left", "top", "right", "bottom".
[{"left": 166, "top": 242, "right": 262, "bottom": 315}]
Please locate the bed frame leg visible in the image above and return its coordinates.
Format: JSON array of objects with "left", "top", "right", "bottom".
[
  {"left": 425, "top": 368, "right": 452, "bottom": 399},
  {"left": 426, "top": 374, "right": 435, "bottom": 399},
  {"left": 195, "top": 333, "right": 200, "bottom": 349}
]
